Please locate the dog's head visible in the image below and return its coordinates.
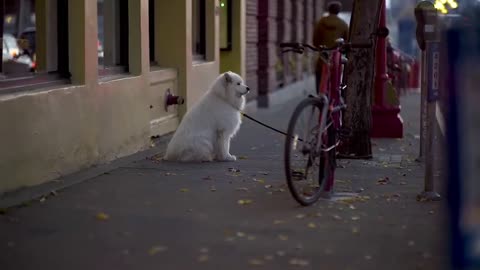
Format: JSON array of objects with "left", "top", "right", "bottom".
[{"left": 223, "top": 71, "right": 250, "bottom": 98}]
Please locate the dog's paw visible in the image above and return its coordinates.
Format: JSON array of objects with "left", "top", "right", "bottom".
[{"left": 219, "top": 155, "right": 237, "bottom": 162}]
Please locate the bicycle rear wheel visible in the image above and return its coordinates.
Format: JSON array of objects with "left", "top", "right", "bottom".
[{"left": 284, "top": 97, "right": 329, "bottom": 206}]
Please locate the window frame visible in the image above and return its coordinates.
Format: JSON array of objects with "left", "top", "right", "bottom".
[{"left": 0, "top": 0, "right": 71, "bottom": 93}]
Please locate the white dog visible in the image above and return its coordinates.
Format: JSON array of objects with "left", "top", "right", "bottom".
[{"left": 163, "top": 71, "right": 250, "bottom": 162}]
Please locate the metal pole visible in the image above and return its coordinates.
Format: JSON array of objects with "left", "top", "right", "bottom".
[
  {"left": 417, "top": 41, "right": 441, "bottom": 201},
  {"left": 417, "top": 50, "right": 427, "bottom": 162},
  {"left": 374, "top": 0, "right": 388, "bottom": 107}
]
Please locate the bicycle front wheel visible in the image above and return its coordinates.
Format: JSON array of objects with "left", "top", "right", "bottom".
[{"left": 284, "top": 97, "right": 329, "bottom": 206}]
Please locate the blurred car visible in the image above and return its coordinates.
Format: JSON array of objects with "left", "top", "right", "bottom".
[
  {"left": 2, "top": 33, "right": 35, "bottom": 74},
  {"left": 2, "top": 33, "right": 20, "bottom": 60}
]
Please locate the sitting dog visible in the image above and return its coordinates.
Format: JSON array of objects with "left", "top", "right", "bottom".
[{"left": 163, "top": 71, "right": 250, "bottom": 162}]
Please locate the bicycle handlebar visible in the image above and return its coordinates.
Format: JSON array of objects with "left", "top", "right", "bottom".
[{"left": 279, "top": 42, "right": 372, "bottom": 54}]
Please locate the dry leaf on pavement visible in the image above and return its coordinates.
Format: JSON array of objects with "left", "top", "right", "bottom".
[
  {"left": 95, "top": 212, "right": 110, "bottom": 221},
  {"left": 289, "top": 258, "right": 310, "bottom": 267},
  {"left": 237, "top": 199, "right": 253, "bottom": 205},
  {"left": 198, "top": 254, "right": 209, "bottom": 262},
  {"left": 149, "top": 245, "right": 168, "bottom": 255}
]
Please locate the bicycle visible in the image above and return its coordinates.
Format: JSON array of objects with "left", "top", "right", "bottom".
[{"left": 280, "top": 38, "right": 372, "bottom": 206}]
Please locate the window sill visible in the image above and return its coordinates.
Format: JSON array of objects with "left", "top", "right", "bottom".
[
  {"left": 149, "top": 66, "right": 177, "bottom": 85},
  {"left": 0, "top": 73, "right": 71, "bottom": 95},
  {"left": 98, "top": 66, "right": 130, "bottom": 83}
]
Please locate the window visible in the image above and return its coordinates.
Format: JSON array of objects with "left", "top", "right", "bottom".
[
  {"left": 148, "top": 0, "right": 155, "bottom": 64},
  {"left": 0, "top": 0, "right": 69, "bottom": 92},
  {"left": 192, "top": 0, "right": 205, "bottom": 61},
  {"left": 97, "top": 0, "right": 129, "bottom": 76}
]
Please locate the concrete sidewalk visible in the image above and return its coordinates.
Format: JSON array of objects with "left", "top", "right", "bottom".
[{"left": 0, "top": 81, "right": 447, "bottom": 270}]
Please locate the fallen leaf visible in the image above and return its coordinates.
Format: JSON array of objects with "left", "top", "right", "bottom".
[
  {"left": 39, "top": 197, "right": 46, "bottom": 203},
  {"left": 198, "top": 254, "right": 209, "bottom": 262},
  {"left": 236, "top": 232, "right": 246, "bottom": 237},
  {"left": 314, "top": 212, "right": 323, "bottom": 217},
  {"left": 236, "top": 187, "right": 249, "bottom": 192},
  {"left": 228, "top": 168, "right": 241, "bottom": 173},
  {"left": 289, "top": 258, "right": 310, "bottom": 267},
  {"left": 210, "top": 186, "right": 217, "bottom": 192},
  {"left": 377, "top": 177, "right": 390, "bottom": 185},
  {"left": 307, "top": 222, "right": 316, "bottom": 228},
  {"left": 247, "top": 235, "right": 256, "bottom": 241},
  {"left": 278, "top": 234, "right": 288, "bottom": 241},
  {"left": 165, "top": 172, "right": 177, "bottom": 176},
  {"left": 95, "top": 212, "right": 110, "bottom": 221},
  {"left": 237, "top": 199, "right": 253, "bottom": 205},
  {"left": 273, "top": 220, "right": 285, "bottom": 225},
  {"left": 352, "top": 227, "right": 359, "bottom": 234},
  {"left": 365, "top": 255, "right": 372, "bottom": 260},
  {"left": 225, "top": 237, "right": 235, "bottom": 242},
  {"left": 332, "top": 215, "right": 342, "bottom": 221},
  {"left": 248, "top": 259, "right": 264, "bottom": 265},
  {"left": 200, "top": 247, "right": 209, "bottom": 253},
  {"left": 296, "top": 214, "right": 306, "bottom": 219},
  {"left": 276, "top": 250, "right": 286, "bottom": 257},
  {"left": 351, "top": 216, "right": 360, "bottom": 221},
  {"left": 349, "top": 205, "right": 356, "bottom": 210},
  {"left": 264, "top": 255, "right": 274, "bottom": 261},
  {"left": 179, "top": 188, "right": 189, "bottom": 193},
  {"left": 429, "top": 210, "right": 435, "bottom": 215},
  {"left": 253, "top": 178, "right": 265, "bottom": 184},
  {"left": 238, "top": 156, "right": 248, "bottom": 160},
  {"left": 264, "top": 185, "right": 273, "bottom": 189},
  {"left": 149, "top": 245, "right": 168, "bottom": 255}
]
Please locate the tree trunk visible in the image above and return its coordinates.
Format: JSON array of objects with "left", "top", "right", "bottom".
[{"left": 338, "top": 0, "right": 383, "bottom": 159}]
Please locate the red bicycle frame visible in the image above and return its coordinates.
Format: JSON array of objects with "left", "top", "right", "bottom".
[{"left": 318, "top": 48, "right": 343, "bottom": 194}]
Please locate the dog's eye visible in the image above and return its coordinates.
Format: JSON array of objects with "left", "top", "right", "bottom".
[{"left": 237, "top": 83, "right": 241, "bottom": 85}]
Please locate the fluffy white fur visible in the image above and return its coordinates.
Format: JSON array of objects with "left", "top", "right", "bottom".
[{"left": 163, "top": 71, "right": 250, "bottom": 162}]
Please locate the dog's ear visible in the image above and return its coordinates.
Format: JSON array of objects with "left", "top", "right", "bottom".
[{"left": 224, "top": 72, "right": 233, "bottom": 84}]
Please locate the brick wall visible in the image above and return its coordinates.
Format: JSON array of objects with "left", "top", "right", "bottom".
[
  {"left": 245, "top": 0, "right": 323, "bottom": 104},
  {"left": 246, "top": 0, "right": 258, "bottom": 101}
]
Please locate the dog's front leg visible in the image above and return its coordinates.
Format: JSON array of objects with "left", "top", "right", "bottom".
[{"left": 216, "top": 132, "right": 236, "bottom": 162}]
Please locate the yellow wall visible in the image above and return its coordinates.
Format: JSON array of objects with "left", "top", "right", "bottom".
[
  {"left": 0, "top": 0, "right": 221, "bottom": 193},
  {"left": 220, "top": 0, "right": 246, "bottom": 78}
]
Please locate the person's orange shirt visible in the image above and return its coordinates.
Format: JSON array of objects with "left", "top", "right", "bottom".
[{"left": 313, "top": 15, "right": 349, "bottom": 49}]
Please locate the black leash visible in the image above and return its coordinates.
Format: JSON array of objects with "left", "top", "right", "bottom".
[{"left": 241, "top": 112, "right": 304, "bottom": 142}]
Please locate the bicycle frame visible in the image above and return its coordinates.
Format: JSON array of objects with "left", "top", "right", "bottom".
[{"left": 318, "top": 48, "right": 344, "bottom": 194}]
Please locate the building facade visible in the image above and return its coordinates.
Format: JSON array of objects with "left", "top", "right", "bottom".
[{"left": 0, "top": 0, "right": 325, "bottom": 194}]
